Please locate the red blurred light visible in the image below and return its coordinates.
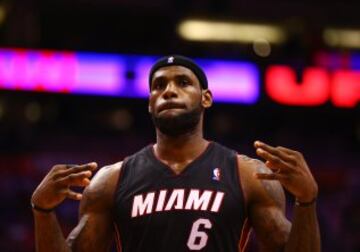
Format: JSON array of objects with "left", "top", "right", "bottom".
[
  {"left": 265, "top": 66, "right": 330, "bottom": 106},
  {"left": 332, "top": 70, "right": 360, "bottom": 108}
]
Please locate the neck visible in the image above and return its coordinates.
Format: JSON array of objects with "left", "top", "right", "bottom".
[{"left": 154, "top": 122, "right": 208, "bottom": 163}]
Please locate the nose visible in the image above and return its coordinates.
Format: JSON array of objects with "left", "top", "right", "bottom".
[{"left": 162, "top": 81, "right": 178, "bottom": 100}]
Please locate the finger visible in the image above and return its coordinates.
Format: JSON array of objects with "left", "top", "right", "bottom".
[
  {"left": 65, "top": 164, "right": 78, "bottom": 168},
  {"left": 52, "top": 164, "right": 73, "bottom": 172},
  {"left": 66, "top": 162, "right": 98, "bottom": 173},
  {"left": 254, "top": 141, "right": 283, "bottom": 156},
  {"left": 64, "top": 189, "right": 83, "bottom": 200},
  {"left": 254, "top": 141, "right": 295, "bottom": 163},
  {"left": 71, "top": 177, "right": 91, "bottom": 187},
  {"left": 55, "top": 162, "right": 98, "bottom": 178},
  {"left": 52, "top": 164, "right": 77, "bottom": 179},
  {"left": 56, "top": 171, "right": 93, "bottom": 187},
  {"left": 254, "top": 172, "right": 283, "bottom": 180},
  {"left": 276, "top": 146, "right": 296, "bottom": 155},
  {"left": 256, "top": 148, "right": 291, "bottom": 172}
]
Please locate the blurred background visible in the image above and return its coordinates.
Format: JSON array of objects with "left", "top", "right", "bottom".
[{"left": 0, "top": 0, "right": 359, "bottom": 251}]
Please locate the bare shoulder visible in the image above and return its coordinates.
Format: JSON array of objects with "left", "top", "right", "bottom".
[
  {"left": 237, "top": 155, "right": 290, "bottom": 249},
  {"left": 80, "top": 161, "right": 123, "bottom": 213},
  {"left": 236, "top": 154, "right": 285, "bottom": 209},
  {"left": 67, "top": 162, "right": 123, "bottom": 250}
]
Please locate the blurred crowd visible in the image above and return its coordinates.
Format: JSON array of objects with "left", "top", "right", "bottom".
[
  {"left": 0, "top": 0, "right": 359, "bottom": 251},
  {"left": 0, "top": 94, "right": 359, "bottom": 251}
]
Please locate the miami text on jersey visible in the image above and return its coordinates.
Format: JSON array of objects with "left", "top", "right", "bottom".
[{"left": 131, "top": 189, "right": 225, "bottom": 218}]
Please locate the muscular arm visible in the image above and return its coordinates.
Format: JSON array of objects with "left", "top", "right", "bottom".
[
  {"left": 67, "top": 162, "right": 122, "bottom": 251},
  {"left": 239, "top": 153, "right": 320, "bottom": 251},
  {"left": 284, "top": 202, "right": 320, "bottom": 252},
  {"left": 238, "top": 156, "right": 291, "bottom": 251},
  {"left": 33, "top": 162, "right": 122, "bottom": 252},
  {"left": 33, "top": 211, "right": 70, "bottom": 252}
]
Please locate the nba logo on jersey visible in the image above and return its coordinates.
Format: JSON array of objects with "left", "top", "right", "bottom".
[
  {"left": 167, "top": 56, "right": 174, "bottom": 63},
  {"left": 212, "top": 168, "right": 221, "bottom": 181}
]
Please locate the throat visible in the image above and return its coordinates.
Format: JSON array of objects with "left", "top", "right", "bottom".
[
  {"left": 163, "top": 161, "right": 192, "bottom": 175},
  {"left": 152, "top": 139, "right": 210, "bottom": 175}
]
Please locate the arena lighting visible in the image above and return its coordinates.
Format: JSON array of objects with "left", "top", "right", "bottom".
[
  {"left": 0, "top": 49, "right": 125, "bottom": 94},
  {"left": 352, "top": 54, "right": 360, "bottom": 69},
  {"left": 0, "top": 48, "right": 358, "bottom": 108},
  {"left": 314, "top": 52, "right": 360, "bottom": 71},
  {"left": 178, "top": 19, "right": 286, "bottom": 44},
  {"left": 266, "top": 66, "right": 330, "bottom": 106},
  {"left": 323, "top": 28, "right": 360, "bottom": 49},
  {"left": 0, "top": 5, "right": 6, "bottom": 25},
  {"left": 135, "top": 58, "right": 259, "bottom": 103},
  {"left": 332, "top": 71, "right": 360, "bottom": 107},
  {"left": 0, "top": 48, "right": 259, "bottom": 104},
  {"left": 266, "top": 66, "right": 360, "bottom": 108}
]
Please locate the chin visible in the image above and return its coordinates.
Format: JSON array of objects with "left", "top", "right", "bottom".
[
  {"left": 151, "top": 105, "right": 203, "bottom": 136},
  {"left": 158, "top": 109, "right": 186, "bottom": 118}
]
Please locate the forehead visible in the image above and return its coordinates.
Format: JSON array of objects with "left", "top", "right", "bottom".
[{"left": 151, "top": 65, "right": 199, "bottom": 82}]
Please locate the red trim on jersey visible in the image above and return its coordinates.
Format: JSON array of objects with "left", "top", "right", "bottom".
[
  {"left": 238, "top": 218, "right": 252, "bottom": 252},
  {"left": 113, "top": 223, "right": 122, "bottom": 252},
  {"left": 112, "top": 158, "right": 127, "bottom": 202},
  {"left": 235, "top": 153, "right": 248, "bottom": 218},
  {"left": 150, "top": 141, "right": 213, "bottom": 176},
  {"left": 112, "top": 159, "right": 126, "bottom": 252}
]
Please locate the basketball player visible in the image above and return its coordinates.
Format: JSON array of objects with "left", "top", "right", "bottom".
[{"left": 31, "top": 55, "right": 320, "bottom": 251}]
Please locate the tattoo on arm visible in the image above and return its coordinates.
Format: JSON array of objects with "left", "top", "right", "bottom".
[
  {"left": 244, "top": 157, "right": 320, "bottom": 252},
  {"left": 244, "top": 158, "right": 291, "bottom": 250},
  {"left": 254, "top": 160, "right": 285, "bottom": 210}
]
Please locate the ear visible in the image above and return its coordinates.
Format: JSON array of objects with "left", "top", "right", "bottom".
[
  {"left": 148, "top": 102, "right": 152, "bottom": 114},
  {"left": 201, "top": 89, "right": 213, "bottom": 108}
]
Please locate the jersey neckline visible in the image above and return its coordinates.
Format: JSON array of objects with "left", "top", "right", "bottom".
[{"left": 148, "top": 141, "right": 214, "bottom": 176}]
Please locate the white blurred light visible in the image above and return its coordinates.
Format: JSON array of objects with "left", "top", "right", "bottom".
[
  {"left": 253, "top": 38, "right": 271, "bottom": 57},
  {"left": 0, "top": 5, "right": 6, "bottom": 25},
  {"left": 323, "top": 28, "right": 360, "bottom": 49},
  {"left": 178, "top": 19, "right": 286, "bottom": 44},
  {"left": 25, "top": 102, "right": 42, "bottom": 123}
]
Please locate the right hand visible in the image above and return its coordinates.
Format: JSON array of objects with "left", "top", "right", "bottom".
[{"left": 31, "top": 162, "right": 98, "bottom": 210}]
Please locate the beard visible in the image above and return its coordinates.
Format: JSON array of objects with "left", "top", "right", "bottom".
[{"left": 151, "top": 104, "right": 203, "bottom": 137}]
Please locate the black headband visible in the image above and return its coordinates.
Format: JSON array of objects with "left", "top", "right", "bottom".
[{"left": 149, "top": 55, "right": 208, "bottom": 90}]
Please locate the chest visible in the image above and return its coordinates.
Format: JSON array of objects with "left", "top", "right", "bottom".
[
  {"left": 115, "top": 154, "right": 244, "bottom": 221},
  {"left": 158, "top": 159, "right": 192, "bottom": 175},
  {"left": 112, "top": 145, "right": 248, "bottom": 252}
]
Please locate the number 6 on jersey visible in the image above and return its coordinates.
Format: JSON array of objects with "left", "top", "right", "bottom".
[{"left": 187, "top": 218, "right": 212, "bottom": 250}]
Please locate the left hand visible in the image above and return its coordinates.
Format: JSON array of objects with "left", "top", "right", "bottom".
[{"left": 254, "top": 141, "right": 318, "bottom": 203}]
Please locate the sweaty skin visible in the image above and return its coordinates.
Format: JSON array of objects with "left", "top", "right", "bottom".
[
  {"left": 32, "top": 163, "right": 121, "bottom": 251},
  {"left": 31, "top": 65, "right": 320, "bottom": 251},
  {"left": 238, "top": 154, "right": 320, "bottom": 251}
]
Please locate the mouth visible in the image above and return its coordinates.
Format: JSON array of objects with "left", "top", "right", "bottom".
[{"left": 158, "top": 102, "right": 186, "bottom": 113}]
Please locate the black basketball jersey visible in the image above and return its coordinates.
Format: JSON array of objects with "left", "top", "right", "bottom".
[{"left": 113, "top": 142, "right": 251, "bottom": 252}]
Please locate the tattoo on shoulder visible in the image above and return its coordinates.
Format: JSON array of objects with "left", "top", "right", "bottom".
[
  {"left": 239, "top": 154, "right": 251, "bottom": 162},
  {"left": 254, "top": 161, "right": 285, "bottom": 207},
  {"left": 254, "top": 160, "right": 271, "bottom": 174},
  {"left": 239, "top": 155, "right": 270, "bottom": 174}
]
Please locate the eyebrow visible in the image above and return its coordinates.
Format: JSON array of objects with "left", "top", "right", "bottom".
[{"left": 174, "top": 74, "right": 192, "bottom": 79}]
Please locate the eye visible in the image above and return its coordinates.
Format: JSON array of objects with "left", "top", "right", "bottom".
[
  {"left": 179, "top": 78, "right": 191, "bottom": 87},
  {"left": 152, "top": 79, "right": 166, "bottom": 90}
]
